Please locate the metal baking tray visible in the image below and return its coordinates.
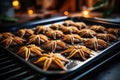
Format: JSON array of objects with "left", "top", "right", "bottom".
[{"left": 0, "top": 16, "right": 120, "bottom": 76}]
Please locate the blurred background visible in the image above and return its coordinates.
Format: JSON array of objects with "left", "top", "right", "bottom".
[{"left": 0, "top": 0, "right": 120, "bottom": 26}]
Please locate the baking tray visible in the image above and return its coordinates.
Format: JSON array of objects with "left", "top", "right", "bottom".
[{"left": 0, "top": 16, "right": 120, "bottom": 76}]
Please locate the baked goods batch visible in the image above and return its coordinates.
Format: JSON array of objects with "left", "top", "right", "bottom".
[{"left": 0, "top": 20, "right": 119, "bottom": 71}]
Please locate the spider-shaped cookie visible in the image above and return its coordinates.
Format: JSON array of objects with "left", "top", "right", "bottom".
[
  {"left": 44, "top": 40, "right": 68, "bottom": 52},
  {"left": 27, "top": 34, "right": 49, "bottom": 45},
  {"left": 84, "top": 37, "right": 107, "bottom": 51},
  {"left": 17, "top": 44, "right": 44, "bottom": 61},
  {"left": 1, "top": 37, "right": 25, "bottom": 48},
  {"left": 62, "top": 34, "right": 83, "bottom": 45},
  {"left": 34, "top": 52, "right": 69, "bottom": 71},
  {"left": 46, "top": 30, "right": 64, "bottom": 39},
  {"left": 61, "top": 45, "right": 93, "bottom": 60}
]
